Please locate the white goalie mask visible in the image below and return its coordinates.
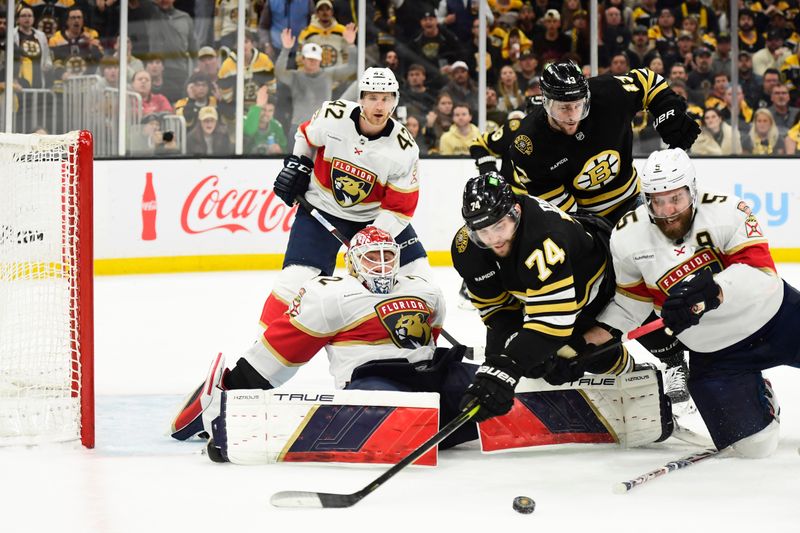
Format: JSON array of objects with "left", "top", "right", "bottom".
[
  {"left": 640, "top": 148, "right": 698, "bottom": 220},
  {"left": 358, "top": 67, "right": 400, "bottom": 116},
  {"left": 346, "top": 226, "right": 401, "bottom": 294}
]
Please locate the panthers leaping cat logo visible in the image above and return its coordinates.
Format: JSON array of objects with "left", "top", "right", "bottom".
[
  {"left": 394, "top": 313, "right": 432, "bottom": 348},
  {"left": 331, "top": 158, "right": 376, "bottom": 207},
  {"left": 334, "top": 176, "right": 370, "bottom": 206},
  {"left": 375, "top": 297, "right": 434, "bottom": 349}
]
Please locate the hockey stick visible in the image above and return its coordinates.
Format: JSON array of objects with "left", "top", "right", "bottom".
[
  {"left": 612, "top": 447, "right": 722, "bottom": 494},
  {"left": 270, "top": 399, "right": 481, "bottom": 508},
  {"left": 582, "top": 317, "right": 666, "bottom": 361},
  {"left": 295, "top": 194, "right": 462, "bottom": 349}
]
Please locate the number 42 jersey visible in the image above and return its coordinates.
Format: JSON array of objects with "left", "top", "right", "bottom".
[{"left": 296, "top": 99, "right": 420, "bottom": 237}]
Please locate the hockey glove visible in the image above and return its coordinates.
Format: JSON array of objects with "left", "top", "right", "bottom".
[
  {"left": 661, "top": 269, "right": 721, "bottom": 335},
  {"left": 274, "top": 154, "right": 314, "bottom": 206},
  {"left": 654, "top": 109, "right": 701, "bottom": 150},
  {"left": 460, "top": 354, "right": 521, "bottom": 422},
  {"left": 475, "top": 155, "right": 498, "bottom": 175},
  {"left": 637, "top": 326, "right": 687, "bottom": 367},
  {"left": 543, "top": 355, "right": 586, "bottom": 386}
]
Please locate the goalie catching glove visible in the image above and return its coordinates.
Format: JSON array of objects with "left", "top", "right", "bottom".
[
  {"left": 273, "top": 154, "right": 314, "bottom": 206},
  {"left": 661, "top": 269, "right": 721, "bottom": 335}
]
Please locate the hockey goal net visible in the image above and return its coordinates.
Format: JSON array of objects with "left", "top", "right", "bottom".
[{"left": 0, "top": 130, "right": 94, "bottom": 448}]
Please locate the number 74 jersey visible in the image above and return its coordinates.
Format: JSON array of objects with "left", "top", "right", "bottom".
[
  {"left": 297, "top": 99, "right": 420, "bottom": 233},
  {"left": 598, "top": 189, "right": 782, "bottom": 353}
]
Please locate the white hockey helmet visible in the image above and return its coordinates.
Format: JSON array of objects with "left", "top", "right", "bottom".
[
  {"left": 346, "top": 226, "right": 400, "bottom": 294},
  {"left": 640, "top": 148, "right": 697, "bottom": 218},
  {"left": 359, "top": 67, "right": 400, "bottom": 115}
]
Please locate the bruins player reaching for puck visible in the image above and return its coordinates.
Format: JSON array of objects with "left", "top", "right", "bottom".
[
  {"left": 453, "top": 173, "right": 636, "bottom": 422},
  {"left": 469, "top": 61, "right": 701, "bottom": 408}
]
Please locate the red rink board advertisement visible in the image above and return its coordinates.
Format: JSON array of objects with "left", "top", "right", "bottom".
[{"left": 93, "top": 158, "right": 800, "bottom": 274}]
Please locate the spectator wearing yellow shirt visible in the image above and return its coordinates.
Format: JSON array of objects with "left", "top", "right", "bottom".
[
  {"left": 439, "top": 103, "right": 481, "bottom": 156},
  {"left": 297, "top": 0, "right": 350, "bottom": 69},
  {"left": 217, "top": 30, "right": 275, "bottom": 124},
  {"left": 784, "top": 114, "right": 800, "bottom": 155}
]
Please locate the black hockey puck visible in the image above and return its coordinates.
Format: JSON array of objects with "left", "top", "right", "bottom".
[{"left": 512, "top": 496, "right": 535, "bottom": 514}]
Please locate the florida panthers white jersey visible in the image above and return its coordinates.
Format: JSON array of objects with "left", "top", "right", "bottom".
[
  {"left": 598, "top": 188, "right": 783, "bottom": 353},
  {"left": 295, "top": 99, "right": 420, "bottom": 238},
  {"left": 251, "top": 274, "right": 445, "bottom": 388}
]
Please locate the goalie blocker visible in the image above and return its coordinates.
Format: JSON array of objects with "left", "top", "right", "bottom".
[{"left": 211, "top": 368, "right": 673, "bottom": 465}]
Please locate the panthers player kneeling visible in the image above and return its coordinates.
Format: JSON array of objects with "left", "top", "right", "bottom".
[
  {"left": 589, "top": 148, "right": 798, "bottom": 458},
  {"left": 171, "top": 227, "right": 481, "bottom": 456}
]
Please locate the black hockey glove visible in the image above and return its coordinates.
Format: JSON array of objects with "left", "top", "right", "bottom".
[
  {"left": 654, "top": 109, "right": 701, "bottom": 150},
  {"left": 273, "top": 154, "right": 314, "bottom": 206},
  {"left": 637, "top": 326, "right": 687, "bottom": 367},
  {"left": 460, "top": 354, "right": 521, "bottom": 423},
  {"left": 475, "top": 155, "right": 498, "bottom": 175},
  {"left": 542, "top": 355, "right": 586, "bottom": 386},
  {"left": 661, "top": 269, "right": 721, "bottom": 335}
]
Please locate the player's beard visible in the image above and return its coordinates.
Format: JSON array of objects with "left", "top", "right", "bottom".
[
  {"left": 654, "top": 207, "right": 693, "bottom": 241},
  {"left": 489, "top": 238, "right": 514, "bottom": 258}
]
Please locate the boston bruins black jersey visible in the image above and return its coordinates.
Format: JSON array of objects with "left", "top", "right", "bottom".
[
  {"left": 471, "top": 69, "right": 686, "bottom": 224},
  {"left": 451, "top": 195, "right": 611, "bottom": 371}
]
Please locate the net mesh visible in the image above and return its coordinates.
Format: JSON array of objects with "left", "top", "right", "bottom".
[{"left": 0, "top": 131, "right": 85, "bottom": 445}]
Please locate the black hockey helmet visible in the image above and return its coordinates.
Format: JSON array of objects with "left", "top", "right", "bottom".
[
  {"left": 540, "top": 61, "right": 589, "bottom": 101},
  {"left": 462, "top": 172, "right": 517, "bottom": 231},
  {"left": 540, "top": 61, "right": 591, "bottom": 123}
]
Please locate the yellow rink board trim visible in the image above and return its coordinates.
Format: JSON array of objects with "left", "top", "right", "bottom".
[{"left": 94, "top": 249, "right": 800, "bottom": 276}]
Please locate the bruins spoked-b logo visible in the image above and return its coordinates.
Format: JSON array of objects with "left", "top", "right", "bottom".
[
  {"left": 331, "top": 158, "right": 376, "bottom": 207},
  {"left": 375, "top": 297, "right": 433, "bottom": 349},
  {"left": 573, "top": 150, "right": 621, "bottom": 190}
]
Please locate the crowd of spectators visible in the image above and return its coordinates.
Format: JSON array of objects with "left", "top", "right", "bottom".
[{"left": 0, "top": 0, "right": 799, "bottom": 156}]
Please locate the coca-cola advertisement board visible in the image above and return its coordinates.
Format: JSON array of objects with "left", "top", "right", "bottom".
[
  {"left": 92, "top": 158, "right": 473, "bottom": 273},
  {"left": 93, "top": 158, "right": 800, "bottom": 274}
]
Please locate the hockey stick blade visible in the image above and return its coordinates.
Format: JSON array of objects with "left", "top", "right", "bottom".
[
  {"left": 612, "top": 447, "right": 720, "bottom": 494},
  {"left": 271, "top": 400, "right": 481, "bottom": 509}
]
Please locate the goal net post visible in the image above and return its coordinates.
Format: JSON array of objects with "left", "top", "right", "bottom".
[{"left": 0, "top": 130, "right": 95, "bottom": 448}]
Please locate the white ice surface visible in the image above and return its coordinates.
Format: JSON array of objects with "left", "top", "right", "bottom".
[{"left": 2, "top": 266, "right": 798, "bottom": 533}]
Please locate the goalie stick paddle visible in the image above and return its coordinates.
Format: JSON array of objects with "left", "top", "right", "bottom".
[
  {"left": 612, "top": 447, "right": 720, "bottom": 494},
  {"left": 295, "top": 194, "right": 463, "bottom": 349},
  {"left": 270, "top": 399, "right": 481, "bottom": 509}
]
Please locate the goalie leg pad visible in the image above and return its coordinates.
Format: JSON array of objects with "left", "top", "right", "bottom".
[
  {"left": 217, "top": 389, "right": 440, "bottom": 466},
  {"left": 478, "top": 369, "right": 673, "bottom": 452},
  {"left": 348, "top": 348, "right": 479, "bottom": 449}
]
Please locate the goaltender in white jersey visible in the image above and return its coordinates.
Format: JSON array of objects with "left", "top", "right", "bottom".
[{"left": 260, "top": 271, "right": 445, "bottom": 389}]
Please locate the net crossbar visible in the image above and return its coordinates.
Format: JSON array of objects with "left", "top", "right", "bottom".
[{"left": 0, "top": 131, "right": 94, "bottom": 447}]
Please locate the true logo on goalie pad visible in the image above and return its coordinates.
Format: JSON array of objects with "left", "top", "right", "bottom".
[{"left": 375, "top": 297, "right": 433, "bottom": 349}]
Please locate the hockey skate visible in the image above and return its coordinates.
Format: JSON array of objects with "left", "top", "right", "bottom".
[
  {"left": 170, "top": 353, "right": 227, "bottom": 440},
  {"left": 663, "top": 362, "right": 696, "bottom": 416}
]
